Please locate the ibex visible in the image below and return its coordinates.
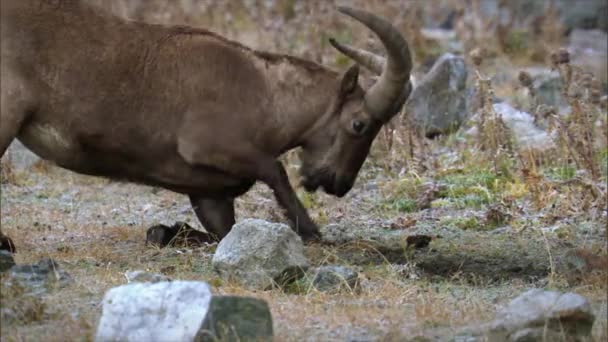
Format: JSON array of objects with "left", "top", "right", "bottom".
[{"left": 0, "top": 0, "right": 413, "bottom": 251}]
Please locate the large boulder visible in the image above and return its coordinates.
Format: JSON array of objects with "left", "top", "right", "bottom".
[
  {"left": 405, "top": 53, "right": 468, "bottom": 137},
  {"left": 488, "top": 289, "right": 595, "bottom": 341},
  {"left": 95, "top": 281, "right": 273, "bottom": 342},
  {"left": 212, "top": 219, "right": 309, "bottom": 290}
]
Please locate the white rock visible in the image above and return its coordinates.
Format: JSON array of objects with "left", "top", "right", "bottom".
[
  {"left": 212, "top": 219, "right": 309, "bottom": 290},
  {"left": 95, "top": 281, "right": 212, "bottom": 342},
  {"left": 466, "top": 102, "right": 555, "bottom": 151},
  {"left": 493, "top": 103, "right": 555, "bottom": 150}
]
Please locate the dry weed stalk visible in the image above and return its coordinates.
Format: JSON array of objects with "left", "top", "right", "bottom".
[
  {"left": 471, "top": 51, "right": 513, "bottom": 174},
  {"left": 518, "top": 151, "right": 547, "bottom": 210},
  {"left": 549, "top": 49, "right": 603, "bottom": 181}
]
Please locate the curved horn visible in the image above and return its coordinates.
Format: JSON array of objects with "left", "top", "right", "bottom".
[
  {"left": 333, "top": 6, "right": 412, "bottom": 121},
  {"left": 328, "top": 38, "right": 385, "bottom": 75}
]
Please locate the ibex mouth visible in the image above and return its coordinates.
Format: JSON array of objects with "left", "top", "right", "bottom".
[
  {"left": 301, "top": 176, "right": 321, "bottom": 192},
  {"left": 301, "top": 171, "right": 337, "bottom": 195},
  {"left": 332, "top": 178, "right": 352, "bottom": 198},
  {"left": 301, "top": 174, "right": 351, "bottom": 198}
]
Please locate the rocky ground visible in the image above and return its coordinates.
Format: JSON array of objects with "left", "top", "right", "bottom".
[
  {"left": 1, "top": 0, "right": 607, "bottom": 341},
  {"left": 1, "top": 149, "right": 606, "bottom": 341}
]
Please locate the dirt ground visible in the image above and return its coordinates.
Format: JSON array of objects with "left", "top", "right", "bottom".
[{"left": 1, "top": 158, "right": 606, "bottom": 341}]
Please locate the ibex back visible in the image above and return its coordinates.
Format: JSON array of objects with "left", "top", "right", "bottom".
[{"left": 0, "top": 0, "right": 413, "bottom": 250}]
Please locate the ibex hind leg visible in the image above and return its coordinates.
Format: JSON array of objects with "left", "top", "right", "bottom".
[
  {"left": 189, "top": 196, "right": 236, "bottom": 242},
  {"left": 0, "top": 72, "right": 37, "bottom": 253}
]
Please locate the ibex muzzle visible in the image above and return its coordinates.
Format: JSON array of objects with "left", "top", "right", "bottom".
[{"left": 0, "top": 1, "right": 413, "bottom": 247}]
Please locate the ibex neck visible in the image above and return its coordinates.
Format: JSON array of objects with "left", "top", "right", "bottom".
[{"left": 255, "top": 55, "right": 339, "bottom": 155}]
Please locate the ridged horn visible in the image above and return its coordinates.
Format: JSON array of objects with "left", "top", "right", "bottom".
[
  {"left": 328, "top": 38, "right": 385, "bottom": 75},
  {"left": 332, "top": 6, "right": 412, "bottom": 121}
]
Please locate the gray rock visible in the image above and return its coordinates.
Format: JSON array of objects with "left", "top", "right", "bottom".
[
  {"left": 406, "top": 53, "right": 468, "bottom": 137},
  {"left": 96, "top": 281, "right": 212, "bottom": 342},
  {"left": 312, "top": 265, "right": 359, "bottom": 292},
  {"left": 95, "top": 281, "right": 273, "bottom": 342},
  {"left": 0, "top": 250, "right": 16, "bottom": 273},
  {"left": 199, "top": 296, "right": 273, "bottom": 341},
  {"left": 125, "top": 270, "right": 171, "bottom": 283},
  {"left": 466, "top": 102, "right": 555, "bottom": 151},
  {"left": 212, "top": 219, "right": 308, "bottom": 290},
  {"left": 6, "top": 258, "right": 72, "bottom": 295},
  {"left": 569, "top": 29, "right": 608, "bottom": 83},
  {"left": 488, "top": 289, "right": 595, "bottom": 341},
  {"left": 530, "top": 70, "right": 567, "bottom": 108}
]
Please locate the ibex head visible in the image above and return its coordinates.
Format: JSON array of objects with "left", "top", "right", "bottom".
[{"left": 299, "top": 6, "right": 413, "bottom": 197}]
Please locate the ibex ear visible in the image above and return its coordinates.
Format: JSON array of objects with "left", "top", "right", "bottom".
[{"left": 338, "top": 64, "right": 360, "bottom": 98}]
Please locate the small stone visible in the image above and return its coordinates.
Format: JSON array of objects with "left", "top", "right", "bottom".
[
  {"left": 199, "top": 296, "right": 273, "bottom": 341},
  {"left": 6, "top": 258, "right": 72, "bottom": 295},
  {"left": 125, "top": 270, "right": 171, "bottom": 283},
  {"left": 0, "top": 250, "right": 16, "bottom": 273},
  {"left": 489, "top": 289, "right": 595, "bottom": 341},
  {"left": 212, "top": 219, "right": 309, "bottom": 290},
  {"left": 406, "top": 235, "right": 433, "bottom": 249},
  {"left": 312, "top": 266, "right": 359, "bottom": 292}
]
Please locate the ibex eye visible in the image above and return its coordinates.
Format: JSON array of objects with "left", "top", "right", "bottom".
[{"left": 352, "top": 120, "right": 365, "bottom": 134}]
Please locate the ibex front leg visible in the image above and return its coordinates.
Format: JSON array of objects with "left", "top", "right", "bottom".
[
  {"left": 178, "top": 124, "right": 321, "bottom": 241},
  {"left": 259, "top": 161, "right": 321, "bottom": 241}
]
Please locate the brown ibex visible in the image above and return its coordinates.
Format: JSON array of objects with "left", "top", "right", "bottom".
[{"left": 0, "top": 0, "right": 413, "bottom": 250}]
